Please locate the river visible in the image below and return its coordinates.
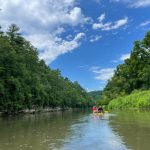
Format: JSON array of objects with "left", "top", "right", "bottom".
[{"left": 0, "top": 110, "right": 150, "bottom": 150}]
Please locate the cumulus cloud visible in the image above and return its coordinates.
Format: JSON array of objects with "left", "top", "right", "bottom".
[
  {"left": 90, "top": 35, "right": 102, "bottom": 42},
  {"left": 27, "top": 32, "right": 85, "bottom": 63},
  {"left": 0, "top": 0, "right": 88, "bottom": 64},
  {"left": 92, "top": 14, "right": 128, "bottom": 31},
  {"left": 111, "top": 0, "right": 150, "bottom": 8},
  {"left": 120, "top": 53, "right": 130, "bottom": 61},
  {"left": 90, "top": 67, "right": 115, "bottom": 81}
]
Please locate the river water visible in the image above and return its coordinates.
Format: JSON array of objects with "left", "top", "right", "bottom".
[{"left": 0, "top": 110, "right": 150, "bottom": 150}]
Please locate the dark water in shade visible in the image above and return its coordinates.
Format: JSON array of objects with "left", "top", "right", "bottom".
[{"left": 0, "top": 110, "right": 150, "bottom": 150}]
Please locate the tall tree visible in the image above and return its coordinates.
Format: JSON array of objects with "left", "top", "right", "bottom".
[{"left": 103, "top": 31, "right": 150, "bottom": 100}]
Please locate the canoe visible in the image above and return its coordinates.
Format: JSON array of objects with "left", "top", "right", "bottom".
[
  {"left": 93, "top": 112, "right": 104, "bottom": 116},
  {"left": 93, "top": 111, "right": 108, "bottom": 116}
]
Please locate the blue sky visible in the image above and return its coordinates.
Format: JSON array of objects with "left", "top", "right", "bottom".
[{"left": 0, "top": 0, "right": 150, "bottom": 91}]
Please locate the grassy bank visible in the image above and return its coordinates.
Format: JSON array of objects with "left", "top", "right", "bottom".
[{"left": 108, "top": 90, "right": 150, "bottom": 109}]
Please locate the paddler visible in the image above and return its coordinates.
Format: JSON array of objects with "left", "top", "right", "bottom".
[
  {"left": 92, "top": 106, "right": 97, "bottom": 113},
  {"left": 98, "top": 106, "right": 104, "bottom": 113}
]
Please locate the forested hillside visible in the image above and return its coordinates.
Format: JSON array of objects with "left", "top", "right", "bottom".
[
  {"left": 104, "top": 31, "right": 150, "bottom": 101},
  {"left": 0, "top": 24, "right": 92, "bottom": 113},
  {"left": 88, "top": 90, "right": 102, "bottom": 101}
]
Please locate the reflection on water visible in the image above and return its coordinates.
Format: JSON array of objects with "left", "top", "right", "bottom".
[
  {"left": 0, "top": 110, "right": 150, "bottom": 150},
  {"left": 60, "top": 113, "right": 128, "bottom": 150},
  {"left": 109, "top": 110, "right": 150, "bottom": 150},
  {"left": 0, "top": 110, "right": 88, "bottom": 150}
]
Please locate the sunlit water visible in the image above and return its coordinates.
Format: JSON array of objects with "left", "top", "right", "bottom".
[{"left": 0, "top": 110, "right": 150, "bottom": 150}]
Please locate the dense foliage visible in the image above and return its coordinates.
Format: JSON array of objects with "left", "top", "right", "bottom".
[
  {"left": 0, "top": 24, "right": 92, "bottom": 113},
  {"left": 88, "top": 90, "right": 102, "bottom": 101},
  {"left": 104, "top": 31, "right": 150, "bottom": 100},
  {"left": 88, "top": 90, "right": 110, "bottom": 107},
  {"left": 108, "top": 90, "right": 150, "bottom": 109}
]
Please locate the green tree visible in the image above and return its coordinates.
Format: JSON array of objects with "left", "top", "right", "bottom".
[
  {"left": 104, "top": 31, "right": 150, "bottom": 100},
  {"left": 0, "top": 24, "right": 92, "bottom": 113}
]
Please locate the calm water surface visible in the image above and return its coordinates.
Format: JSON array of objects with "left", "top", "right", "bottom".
[{"left": 0, "top": 110, "right": 150, "bottom": 150}]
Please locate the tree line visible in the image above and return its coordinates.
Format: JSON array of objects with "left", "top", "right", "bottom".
[
  {"left": 103, "top": 31, "right": 150, "bottom": 101},
  {"left": 0, "top": 24, "right": 92, "bottom": 113},
  {"left": 88, "top": 90, "right": 102, "bottom": 101}
]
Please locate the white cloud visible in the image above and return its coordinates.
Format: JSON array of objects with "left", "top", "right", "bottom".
[
  {"left": 92, "top": 14, "right": 128, "bottom": 31},
  {"left": 90, "top": 35, "right": 102, "bottom": 42},
  {"left": 74, "top": 32, "right": 85, "bottom": 40},
  {"left": 91, "top": 67, "right": 115, "bottom": 81},
  {"left": 111, "top": 0, "right": 150, "bottom": 8},
  {"left": 130, "top": 0, "right": 150, "bottom": 8},
  {"left": 120, "top": 53, "right": 130, "bottom": 61},
  {"left": 0, "top": 0, "right": 88, "bottom": 64},
  {"left": 140, "top": 20, "right": 150, "bottom": 26},
  {"left": 98, "top": 13, "right": 105, "bottom": 22},
  {"left": 112, "top": 53, "right": 130, "bottom": 63},
  {"left": 27, "top": 32, "right": 85, "bottom": 64},
  {"left": 113, "top": 17, "right": 128, "bottom": 29}
]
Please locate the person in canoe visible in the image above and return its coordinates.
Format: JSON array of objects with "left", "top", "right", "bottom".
[
  {"left": 92, "top": 106, "right": 97, "bottom": 113},
  {"left": 98, "top": 106, "right": 104, "bottom": 113}
]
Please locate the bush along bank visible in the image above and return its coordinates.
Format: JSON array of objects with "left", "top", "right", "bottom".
[{"left": 108, "top": 90, "right": 150, "bottom": 110}]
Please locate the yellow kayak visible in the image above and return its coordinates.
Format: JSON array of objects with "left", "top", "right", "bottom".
[
  {"left": 93, "top": 111, "right": 108, "bottom": 116},
  {"left": 93, "top": 112, "right": 104, "bottom": 116}
]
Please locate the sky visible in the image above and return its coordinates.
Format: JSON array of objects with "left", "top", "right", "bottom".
[{"left": 0, "top": 0, "right": 150, "bottom": 91}]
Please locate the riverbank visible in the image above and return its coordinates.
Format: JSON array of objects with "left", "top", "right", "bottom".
[
  {"left": 0, "top": 107, "right": 72, "bottom": 116},
  {"left": 108, "top": 90, "right": 150, "bottom": 110}
]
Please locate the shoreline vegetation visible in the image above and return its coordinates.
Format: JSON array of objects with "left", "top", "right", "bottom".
[
  {"left": 1, "top": 25, "right": 150, "bottom": 114},
  {"left": 0, "top": 24, "right": 93, "bottom": 115},
  {"left": 96, "top": 31, "right": 150, "bottom": 109},
  {"left": 0, "top": 107, "right": 72, "bottom": 116},
  {"left": 108, "top": 90, "right": 150, "bottom": 110}
]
